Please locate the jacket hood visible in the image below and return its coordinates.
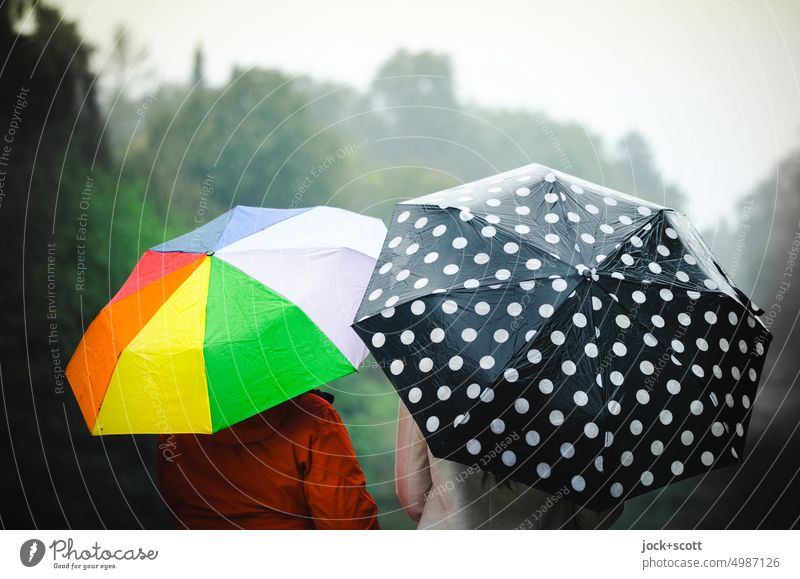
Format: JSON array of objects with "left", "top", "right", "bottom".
[{"left": 208, "top": 401, "right": 293, "bottom": 446}]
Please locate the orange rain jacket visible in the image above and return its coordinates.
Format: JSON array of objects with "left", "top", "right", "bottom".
[{"left": 156, "top": 392, "right": 379, "bottom": 529}]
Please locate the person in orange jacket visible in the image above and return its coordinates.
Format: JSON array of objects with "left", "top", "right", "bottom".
[{"left": 156, "top": 390, "right": 379, "bottom": 529}]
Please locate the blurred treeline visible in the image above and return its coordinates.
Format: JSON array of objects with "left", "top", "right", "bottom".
[{"left": 1, "top": 3, "right": 797, "bottom": 529}]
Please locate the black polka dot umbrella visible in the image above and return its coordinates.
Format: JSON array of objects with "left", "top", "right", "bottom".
[{"left": 353, "top": 163, "right": 771, "bottom": 511}]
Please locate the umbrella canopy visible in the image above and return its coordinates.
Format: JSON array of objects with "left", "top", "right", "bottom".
[
  {"left": 352, "top": 164, "right": 771, "bottom": 510},
  {"left": 67, "top": 206, "right": 386, "bottom": 435}
]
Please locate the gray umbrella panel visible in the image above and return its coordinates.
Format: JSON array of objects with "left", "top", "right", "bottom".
[{"left": 353, "top": 163, "right": 770, "bottom": 510}]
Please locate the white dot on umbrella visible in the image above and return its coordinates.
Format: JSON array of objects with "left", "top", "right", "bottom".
[
  {"left": 676, "top": 271, "right": 690, "bottom": 283},
  {"left": 574, "top": 390, "right": 589, "bottom": 406},
  {"left": 573, "top": 313, "right": 587, "bottom": 327},
  {"left": 552, "top": 278, "right": 568, "bottom": 292},
  {"left": 648, "top": 262, "right": 662, "bottom": 274},
  {"left": 584, "top": 422, "right": 599, "bottom": 438},
  {"left": 641, "top": 471, "right": 654, "bottom": 486},
  {"left": 414, "top": 278, "right": 429, "bottom": 289},
  {"left": 613, "top": 342, "right": 627, "bottom": 357},
  {"left": 544, "top": 212, "right": 559, "bottom": 223},
  {"left": 652, "top": 314, "right": 665, "bottom": 328},
  {"left": 514, "top": 398, "right": 529, "bottom": 414},
  {"left": 692, "top": 364, "right": 704, "bottom": 378},
  {"left": 560, "top": 442, "right": 575, "bottom": 459},
  {"left": 585, "top": 343, "right": 598, "bottom": 357},
  {"left": 490, "top": 418, "right": 505, "bottom": 434},
  {"left": 443, "top": 264, "right": 460, "bottom": 276},
  {"left": 503, "top": 368, "right": 520, "bottom": 383},
  {"left": 596, "top": 456, "right": 605, "bottom": 472},
  {"left": 384, "top": 295, "right": 400, "bottom": 308},
  {"left": 503, "top": 242, "right": 519, "bottom": 254},
  {"left": 396, "top": 269, "right": 411, "bottom": 282},
  {"left": 630, "top": 420, "right": 643, "bottom": 435},
  {"left": 660, "top": 410, "right": 673, "bottom": 425},
  {"left": 463, "top": 279, "right": 479, "bottom": 289},
  {"left": 701, "top": 451, "right": 714, "bottom": 466},
  {"left": 636, "top": 389, "right": 650, "bottom": 404},
  {"left": 473, "top": 252, "right": 490, "bottom": 265},
  {"left": 372, "top": 333, "right": 386, "bottom": 347},
  {"left": 494, "top": 268, "right": 511, "bottom": 281},
  {"left": 690, "top": 400, "right": 704, "bottom": 415},
  {"left": 390, "top": 360, "right": 404, "bottom": 375},
  {"left": 620, "top": 451, "right": 634, "bottom": 467},
  {"left": 494, "top": 329, "right": 509, "bottom": 343},
  {"left": 551, "top": 331, "right": 566, "bottom": 345},
  {"left": 378, "top": 263, "right": 392, "bottom": 274},
  {"left": 441, "top": 300, "right": 458, "bottom": 314},
  {"left": 466, "top": 439, "right": 481, "bottom": 455},
  {"left": 656, "top": 244, "right": 670, "bottom": 257},
  {"left": 665, "top": 226, "right": 678, "bottom": 239},
  {"left": 461, "top": 328, "right": 477, "bottom": 342},
  {"left": 678, "top": 313, "right": 692, "bottom": 326},
  {"left": 466, "top": 383, "right": 481, "bottom": 399},
  {"left": 600, "top": 223, "right": 615, "bottom": 235},
  {"left": 592, "top": 297, "right": 603, "bottom": 310},
  {"left": 501, "top": 451, "right": 516, "bottom": 467},
  {"left": 736, "top": 423, "right": 745, "bottom": 436},
  {"left": 436, "top": 386, "right": 452, "bottom": 401},
  {"left": 619, "top": 215, "right": 633, "bottom": 225},
  {"left": 451, "top": 236, "right": 467, "bottom": 249},
  {"left": 680, "top": 430, "right": 694, "bottom": 445},
  {"left": 687, "top": 290, "right": 701, "bottom": 299},
  {"left": 400, "top": 330, "right": 415, "bottom": 345},
  {"left": 407, "top": 387, "right": 422, "bottom": 403},
  {"left": 660, "top": 288, "right": 673, "bottom": 301},
  {"left": 516, "top": 206, "right": 531, "bottom": 216},
  {"left": 562, "top": 360, "right": 577, "bottom": 375},
  {"left": 526, "top": 431, "right": 540, "bottom": 446},
  {"left": 507, "top": 302, "right": 522, "bottom": 316},
  {"left": 671, "top": 339, "right": 685, "bottom": 353},
  {"left": 474, "top": 301, "right": 490, "bottom": 315},
  {"left": 516, "top": 224, "right": 530, "bottom": 234},
  {"left": 397, "top": 211, "right": 410, "bottom": 223},
  {"left": 449, "top": 356, "right": 464, "bottom": 371},
  {"left": 414, "top": 217, "right": 428, "bottom": 229},
  {"left": 610, "top": 482, "right": 624, "bottom": 497},
  {"left": 419, "top": 358, "right": 433, "bottom": 372},
  {"left": 585, "top": 204, "right": 599, "bottom": 215},
  {"left": 571, "top": 476, "right": 586, "bottom": 492},
  {"left": 623, "top": 254, "right": 637, "bottom": 267},
  {"left": 651, "top": 440, "right": 664, "bottom": 455},
  {"left": 520, "top": 280, "right": 536, "bottom": 291},
  {"left": 667, "top": 380, "right": 681, "bottom": 394},
  {"left": 566, "top": 211, "right": 580, "bottom": 223},
  {"left": 516, "top": 187, "right": 530, "bottom": 196},
  {"left": 528, "top": 349, "right": 542, "bottom": 364},
  {"left": 608, "top": 400, "right": 622, "bottom": 415},
  {"left": 480, "top": 388, "right": 495, "bottom": 403},
  {"left": 481, "top": 226, "right": 497, "bottom": 238},
  {"left": 643, "top": 333, "right": 658, "bottom": 347},
  {"left": 545, "top": 233, "right": 560, "bottom": 244},
  {"left": 581, "top": 232, "right": 595, "bottom": 244},
  {"left": 432, "top": 224, "right": 447, "bottom": 237},
  {"left": 410, "top": 300, "right": 426, "bottom": 316},
  {"left": 616, "top": 314, "right": 631, "bottom": 329},
  {"left": 539, "top": 379, "right": 554, "bottom": 394},
  {"left": 640, "top": 361, "right": 655, "bottom": 375},
  {"left": 544, "top": 192, "right": 558, "bottom": 203},
  {"left": 405, "top": 243, "right": 419, "bottom": 255},
  {"left": 539, "top": 304, "right": 555, "bottom": 318},
  {"left": 671, "top": 461, "right": 684, "bottom": 476},
  {"left": 719, "top": 338, "right": 729, "bottom": 351},
  {"left": 630, "top": 235, "right": 643, "bottom": 248},
  {"left": 430, "top": 328, "right": 445, "bottom": 343},
  {"left": 368, "top": 288, "right": 383, "bottom": 301},
  {"left": 704, "top": 278, "right": 719, "bottom": 290},
  {"left": 610, "top": 371, "right": 624, "bottom": 386},
  {"left": 480, "top": 356, "right": 495, "bottom": 370},
  {"left": 526, "top": 258, "right": 542, "bottom": 270},
  {"left": 637, "top": 206, "right": 652, "bottom": 216},
  {"left": 537, "top": 463, "right": 551, "bottom": 479}
]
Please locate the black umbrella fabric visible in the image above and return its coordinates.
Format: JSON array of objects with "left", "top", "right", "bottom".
[{"left": 353, "top": 163, "right": 771, "bottom": 511}]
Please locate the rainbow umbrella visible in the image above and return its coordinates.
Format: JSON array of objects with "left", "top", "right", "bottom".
[{"left": 66, "top": 206, "right": 387, "bottom": 435}]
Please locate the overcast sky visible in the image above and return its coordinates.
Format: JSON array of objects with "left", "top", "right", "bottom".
[{"left": 49, "top": 0, "right": 800, "bottom": 230}]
